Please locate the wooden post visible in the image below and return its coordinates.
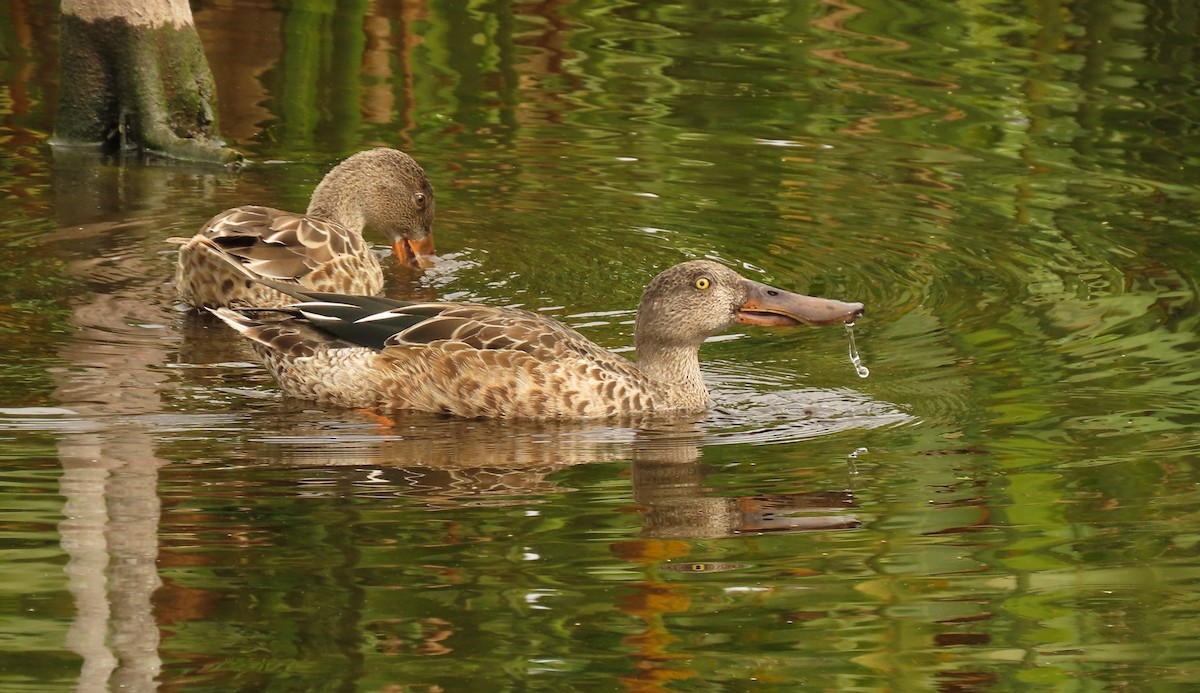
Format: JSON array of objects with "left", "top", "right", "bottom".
[{"left": 53, "top": 0, "right": 241, "bottom": 164}]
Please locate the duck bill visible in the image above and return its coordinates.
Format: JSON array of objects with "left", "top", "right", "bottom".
[
  {"left": 393, "top": 234, "right": 437, "bottom": 269},
  {"left": 737, "top": 280, "right": 864, "bottom": 327}
]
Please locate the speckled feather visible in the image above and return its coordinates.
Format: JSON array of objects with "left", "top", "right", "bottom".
[
  {"left": 215, "top": 300, "right": 663, "bottom": 418},
  {"left": 174, "top": 148, "right": 435, "bottom": 308},
  {"left": 175, "top": 210, "right": 384, "bottom": 307},
  {"left": 209, "top": 261, "right": 866, "bottom": 419}
]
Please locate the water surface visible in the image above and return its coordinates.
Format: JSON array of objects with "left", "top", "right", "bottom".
[{"left": 2, "top": 0, "right": 1200, "bottom": 690}]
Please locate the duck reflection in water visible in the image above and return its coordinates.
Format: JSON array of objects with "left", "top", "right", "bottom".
[
  {"left": 260, "top": 414, "right": 860, "bottom": 539},
  {"left": 629, "top": 435, "right": 861, "bottom": 539}
]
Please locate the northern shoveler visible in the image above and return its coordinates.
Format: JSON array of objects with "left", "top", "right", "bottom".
[
  {"left": 209, "top": 260, "right": 863, "bottom": 419},
  {"left": 174, "top": 148, "right": 435, "bottom": 308}
]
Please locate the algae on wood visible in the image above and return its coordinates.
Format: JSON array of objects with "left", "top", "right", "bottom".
[{"left": 53, "top": 0, "right": 240, "bottom": 164}]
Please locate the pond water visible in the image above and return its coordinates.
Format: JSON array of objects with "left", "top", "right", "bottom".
[{"left": 2, "top": 0, "right": 1200, "bottom": 690}]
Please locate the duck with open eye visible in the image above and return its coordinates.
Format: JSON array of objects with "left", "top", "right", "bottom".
[{"left": 210, "top": 259, "right": 864, "bottom": 419}]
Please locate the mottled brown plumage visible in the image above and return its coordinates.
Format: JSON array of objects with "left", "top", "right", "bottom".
[
  {"left": 210, "top": 260, "right": 864, "bottom": 419},
  {"left": 174, "top": 148, "right": 435, "bottom": 308}
]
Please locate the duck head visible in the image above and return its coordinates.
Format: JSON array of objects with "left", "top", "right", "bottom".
[
  {"left": 307, "top": 148, "right": 437, "bottom": 268},
  {"left": 634, "top": 260, "right": 864, "bottom": 352}
]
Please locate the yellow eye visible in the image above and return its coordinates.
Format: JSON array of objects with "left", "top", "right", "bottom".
[{"left": 695, "top": 277, "right": 711, "bottom": 290}]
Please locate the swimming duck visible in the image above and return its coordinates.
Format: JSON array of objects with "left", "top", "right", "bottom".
[
  {"left": 174, "top": 148, "right": 435, "bottom": 309},
  {"left": 210, "top": 260, "right": 864, "bottom": 419}
]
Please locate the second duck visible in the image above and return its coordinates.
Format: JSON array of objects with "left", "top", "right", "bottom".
[{"left": 174, "top": 148, "right": 436, "bottom": 309}]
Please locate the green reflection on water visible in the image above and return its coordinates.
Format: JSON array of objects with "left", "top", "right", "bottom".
[{"left": 1, "top": 0, "right": 1200, "bottom": 690}]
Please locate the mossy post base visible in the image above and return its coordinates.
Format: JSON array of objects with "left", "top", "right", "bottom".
[{"left": 53, "top": 0, "right": 240, "bottom": 165}]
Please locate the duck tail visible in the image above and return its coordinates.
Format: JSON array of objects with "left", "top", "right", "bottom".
[
  {"left": 209, "top": 306, "right": 328, "bottom": 361},
  {"left": 208, "top": 306, "right": 267, "bottom": 337}
]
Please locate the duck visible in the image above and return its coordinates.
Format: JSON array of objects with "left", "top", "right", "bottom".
[
  {"left": 209, "top": 260, "right": 864, "bottom": 419},
  {"left": 173, "top": 148, "right": 436, "bottom": 309}
]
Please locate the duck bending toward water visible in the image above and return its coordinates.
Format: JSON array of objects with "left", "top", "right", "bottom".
[
  {"left": 210, "top": 260, "right": 864, "bottom": 419},
  {"left": 173, "top": 148, "right": 436, "bottom": 309}
]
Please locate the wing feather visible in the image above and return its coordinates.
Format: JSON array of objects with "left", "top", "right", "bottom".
[
  {"left": 235, "top": 292, "right": 644, "bottom": 385},
  {"left": 198, "top": 206, "right": 368, "bottom": 282}
]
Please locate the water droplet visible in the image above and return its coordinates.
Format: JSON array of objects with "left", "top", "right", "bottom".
[
  {"left": 845, "top": 324, "right": 870, "bottom": 378},
  {"left": 846, "top": 447, "right": 867, "bottom": 475}
]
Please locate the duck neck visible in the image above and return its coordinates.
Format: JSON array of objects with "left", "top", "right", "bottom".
[
  {"left": 634, "top": 336, "right": 709, "bottom": 408},
  {"left": 306, "top": 176, "right": 366, "bottom": 231}
]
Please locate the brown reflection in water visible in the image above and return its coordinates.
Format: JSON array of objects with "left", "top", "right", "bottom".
[
  {"left": 193, "top": 4, "right": 280, "bottom": 143},
  {"left": 45, "top": 142, "right": 266, "bottom": 685},
  {"left": 608, "top": 434, "right": 858, "bottom": 691},
  {"left": 809, "top": 1, "right": 948, "bottom": 137},
  {"left": 362, "top": 1, "right": 434, "bottom": 132},
  {"left": 243, "top": 413, "right": 649, "bottom": 502},
  {"left": 2, "top": 0, "right": 58, "bottom": 146},
  {"left": 46, "top": 148, "right": 230, "bottom": 692},
  {"left": 362, "top": 15, "right": 397, "bottom": 125},
  {"left": 937, "top": 669, "right": 999, "bottom": 692},
  {"left": 632, "top": 448, "right": 860, "bottom": 539},
  {"left": 187, "top": 0, "right": 587, "bottom": 151},
  {"left": 511, "top": 0, "right": 585, "bottom": 126},
  {"left": 147, "top": 417, "right": 861, "bottom": 689},
  {"left": 367, "top": 617, "right": 455, "bottom": 657},
  {"left": 191, "top": 1, "right": 438, "bottom": 146},
  {"left": 609, "top": 535, "right": 695, "bottom": 692},
  {"left": 228, "top": 415, "right": 862, "bottom": 533}
]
